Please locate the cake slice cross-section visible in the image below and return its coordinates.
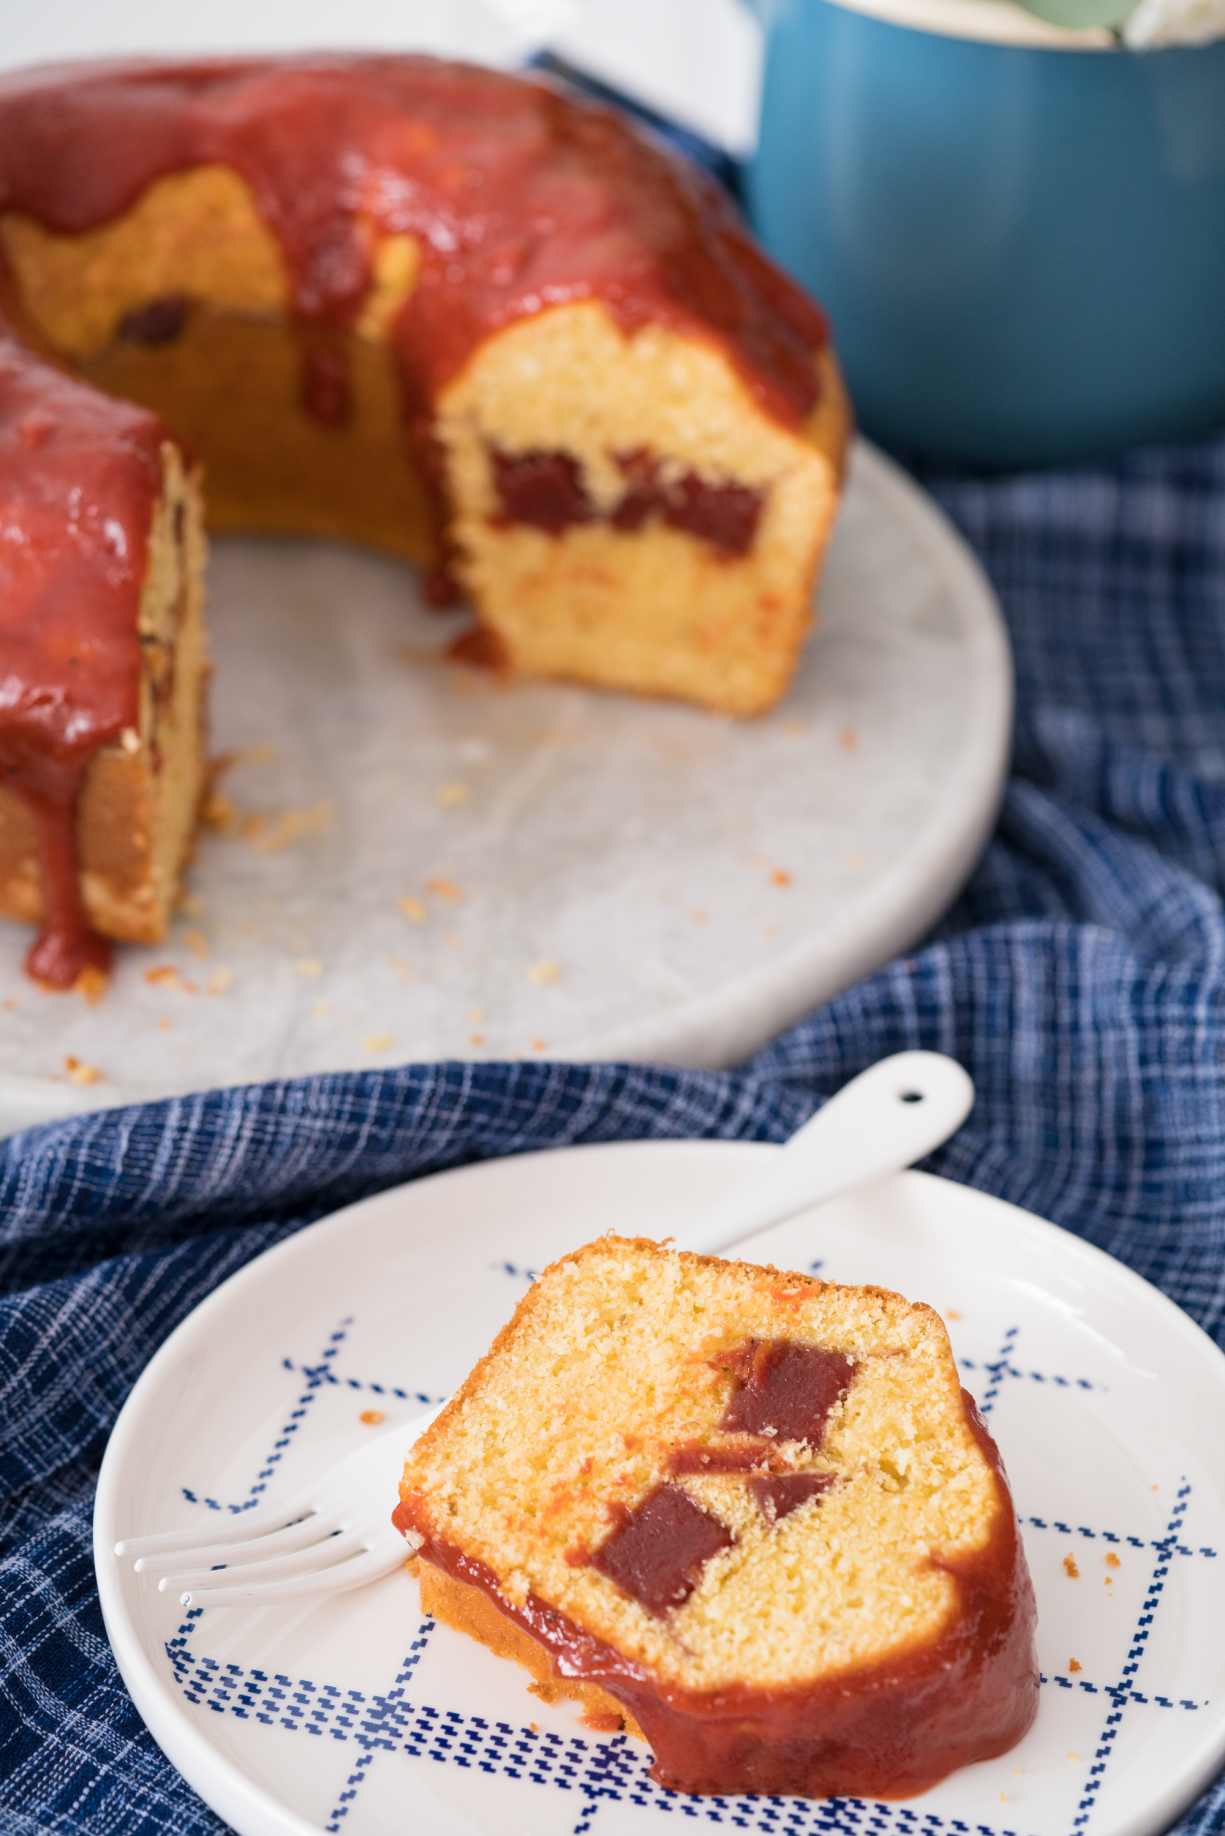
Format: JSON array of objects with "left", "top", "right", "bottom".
[{"left": 395, "top": 1235, "right": 1038, "bottom": 1800}]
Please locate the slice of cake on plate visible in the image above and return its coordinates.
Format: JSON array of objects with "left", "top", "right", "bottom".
[{"left": 395, "top": 1235, "right": 1038, "bottom": 1800}]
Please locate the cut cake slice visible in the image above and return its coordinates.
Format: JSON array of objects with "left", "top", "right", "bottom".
[{"left": 395, "top": 1235, "right": 1038, "bottom": 1801}]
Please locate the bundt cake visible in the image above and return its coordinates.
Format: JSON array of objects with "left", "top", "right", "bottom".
[
  {"left": 395, "top": 1235, "right": 1038, "bottom": 1801},
  {"left": 0, "top": 56, "right": 849, "bottom": 991}
]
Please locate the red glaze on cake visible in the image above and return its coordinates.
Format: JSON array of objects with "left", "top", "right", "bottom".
[
  {"left": 0, "top": 318, "right": 168, "bottom": 985},
  {"left": 0, "top": 58, "right": 842, "bottom": 987},
  {"left": 0, "top": 58, "right": 826, "bottom": 424}
]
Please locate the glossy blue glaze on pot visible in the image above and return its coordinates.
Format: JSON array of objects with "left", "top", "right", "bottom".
[{"left": 743, "top": 0, "right": 1225, "bottom": 465}]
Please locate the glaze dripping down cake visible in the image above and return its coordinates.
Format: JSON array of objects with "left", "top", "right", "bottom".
[
  {"left": 0, "top": 56, "right": 850, "bottom": 990},
  {"left": 395, "top": 1236, "right": 1038, "bottom": 1801}
]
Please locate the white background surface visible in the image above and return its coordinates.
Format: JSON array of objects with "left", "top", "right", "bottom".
[
  {"left": 0, "top": 0, "right": 764, "bottom": 155},
  {"left": 95, "top": 1145, "right": 1225, "bottom": 1836}
]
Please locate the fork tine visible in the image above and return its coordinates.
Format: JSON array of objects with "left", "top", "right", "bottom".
[
  {"left": 156, "top": 1530, "right": 365, "bottom": 1591},
  {"left": 115, "top": 1484, "right": 319, "bottom": 1558},
  {"left": 180, "top": 1540, "right": 406, "bottom": 1607},
  {"left": 131, "top": 1508, "right": 342, "bottom": 1574},
  {"left": 114, "top": 1411, "right": 440, "bottom": 1562}
]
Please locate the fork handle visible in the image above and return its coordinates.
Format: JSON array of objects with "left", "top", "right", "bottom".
[{"left": 674, "top": 1051, "right": 973, "bottom": 1256}]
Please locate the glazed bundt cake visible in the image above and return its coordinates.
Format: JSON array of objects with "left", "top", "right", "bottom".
[
  {"left": 394, "top": 1235, "right": 1038, "bottom": 1801},
  {"left": 0, "top": 56, "right": 849, "bottom": 989}
]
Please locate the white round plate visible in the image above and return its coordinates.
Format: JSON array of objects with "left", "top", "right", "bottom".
[
  {"left": 95, "top": 1142, "right": 1225, "bottom": 1836},
  {"left": 0, "top": 441, "right": 1010, "bottom": 1137}
]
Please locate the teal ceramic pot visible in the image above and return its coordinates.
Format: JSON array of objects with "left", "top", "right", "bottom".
[{"left": 743, "top": 0, "right": 1225, "bottom": 465}]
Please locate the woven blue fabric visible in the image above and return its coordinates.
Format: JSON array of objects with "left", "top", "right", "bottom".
[{"left": 5, "top": 429, "right": 1225, "bottom": 1829}]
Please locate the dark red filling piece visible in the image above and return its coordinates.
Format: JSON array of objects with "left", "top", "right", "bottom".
[
  {"left": 661, "top": 472, "right": 761, "bottom": 556},
  {"left": 492, "top": 449, "right": 594, "bottom": 533},
  {"left": 751, "top": 1471, "right": 835, "bottom": 1524},
  {"left": 667, "top": 1440, "right": 771, "bottom": 1475},
  {"left": 592, "top": 1484, "right": 733, "bottom": 1616},
  {"left": 609, "top": 448, "right": 661, "bottom": 535},
  {"left": 118, "top": 295, "right": 190, "bottom": 345},
  {"left": 491, "top": 444, "right": 762, "bottom": 556},
  {"left": 720, "top": 1340, "right": 857, "bottom": 1446}
]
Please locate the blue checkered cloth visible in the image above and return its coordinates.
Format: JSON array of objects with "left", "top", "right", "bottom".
[{"left": 6, "top": 430, "right": 1225, "bottom": 1830}]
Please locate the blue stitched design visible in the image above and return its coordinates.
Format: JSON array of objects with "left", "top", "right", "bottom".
[
  {"left": 957, "top": 1357, "right": 1101, "bottom": 1395},
  {"left": 1071, "top": 1480, "right": 1193, "bottom": 1830},
  {"left": 1024, "top": 1517, "right": 1216, "bottom": 1559},
  {"left": 181, "top": 1319, "right": 354, "bottom": 1514},
  {"left": 279, "top": 1354, "right": 445, "bottom": 1406},
  {"left": 975, "top": 1327, "right": 1021, "bottom": 1415}
]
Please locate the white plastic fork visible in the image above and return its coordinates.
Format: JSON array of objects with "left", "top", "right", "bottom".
[
  {"left": 114, "top": 1428, "right": 411, "bottom": 1608},
  {"left": 114, "top": 1049, "right": 972, "bottom": 1609}
]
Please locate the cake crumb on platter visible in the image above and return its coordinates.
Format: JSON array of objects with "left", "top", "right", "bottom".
[
  {"left": 243, "top": 800, "right": 334, "bottom": 855},
  {"left": 73, "top": 965, "right": 108, "bottom": 1004}
]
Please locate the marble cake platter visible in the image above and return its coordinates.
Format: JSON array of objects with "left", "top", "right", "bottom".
[
  {"left": 95, "top": 1140, "right": 1225, "bottom": 1836},
  {"left": 0, "top": 440, "right": 1011, "bottom": 1137}
]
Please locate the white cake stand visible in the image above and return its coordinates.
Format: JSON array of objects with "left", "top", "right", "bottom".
[{"left": 0, "top": 441, "right": 1010, "bottom": 1136}]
